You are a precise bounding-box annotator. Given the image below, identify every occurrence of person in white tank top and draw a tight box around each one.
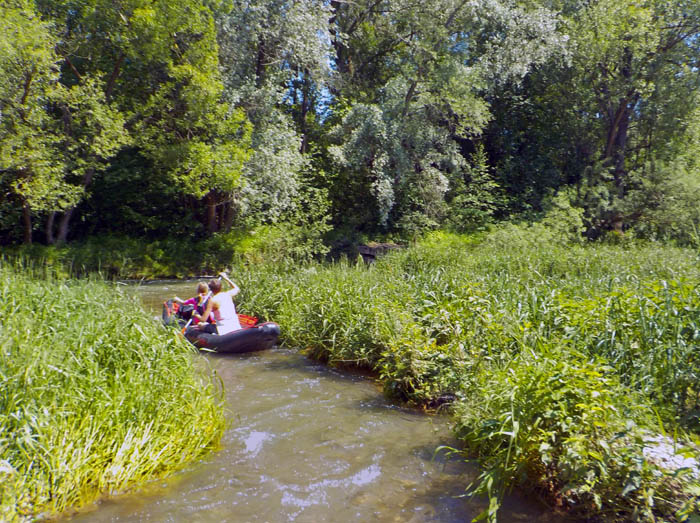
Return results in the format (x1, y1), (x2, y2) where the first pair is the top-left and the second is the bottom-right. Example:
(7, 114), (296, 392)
(196, 272), (242, 335)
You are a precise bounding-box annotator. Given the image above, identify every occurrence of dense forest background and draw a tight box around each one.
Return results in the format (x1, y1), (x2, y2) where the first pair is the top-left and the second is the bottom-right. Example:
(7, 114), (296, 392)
(2, 0), (700, 254)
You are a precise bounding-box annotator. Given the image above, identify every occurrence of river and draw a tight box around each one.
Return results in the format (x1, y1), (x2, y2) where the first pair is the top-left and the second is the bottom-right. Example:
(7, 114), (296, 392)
(69, 281), (568, 522)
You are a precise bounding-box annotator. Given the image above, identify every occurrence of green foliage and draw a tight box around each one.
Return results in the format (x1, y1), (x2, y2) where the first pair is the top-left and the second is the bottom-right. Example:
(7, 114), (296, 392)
(1, 0), (697, 246)
(121, 1), (254, 218)
(0, 0), (698, 248)
(445, 144), (501, 232)
(52, 78), (129, 177)
(624, 110), (700, 246)
(3, 202), (332, 277)
(229, 228), (700, 521)
(216, 0), (331, 229)
(484, 190), (584, 250)
(138, 89), (252, 200)
(454, 347), (681, 522)
(501, 0), (700, 238)
(6, 235), (228, 279)
(78, 148), (192, 239)
(553, 280), (700, 427)
(323, 0), (564, 237)
(0, 1), (74, 213)
(377, 318), (476, 404)
(0, 263), (225, 520)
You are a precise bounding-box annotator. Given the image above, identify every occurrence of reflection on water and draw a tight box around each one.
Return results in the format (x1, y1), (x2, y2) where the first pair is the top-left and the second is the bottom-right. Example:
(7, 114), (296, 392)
(68, 282), (568, 522)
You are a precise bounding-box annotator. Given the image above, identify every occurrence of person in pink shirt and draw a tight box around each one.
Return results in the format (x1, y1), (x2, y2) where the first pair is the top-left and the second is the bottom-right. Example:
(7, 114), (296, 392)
(196, 272), (242, 335)
(174, 282), (212, 324)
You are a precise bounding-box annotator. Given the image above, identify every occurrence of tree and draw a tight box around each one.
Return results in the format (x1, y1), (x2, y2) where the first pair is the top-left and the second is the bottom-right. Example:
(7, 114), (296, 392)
(216, 0), (332, 227)
(482, 0), (700, 238)
(325, 0), (566, 236)
(35, 0), (253, 237)
(50, 79), (129, 243)
(444, 144), (501, 231)
(624, 99), (700, 245)
(0, 1), (77, 244)
(573, 0), (700, 232)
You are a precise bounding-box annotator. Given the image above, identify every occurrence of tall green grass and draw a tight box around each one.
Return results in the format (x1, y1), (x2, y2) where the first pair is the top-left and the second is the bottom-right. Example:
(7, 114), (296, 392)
(0, 262), (226, 520)
(232, 230), (700, 521)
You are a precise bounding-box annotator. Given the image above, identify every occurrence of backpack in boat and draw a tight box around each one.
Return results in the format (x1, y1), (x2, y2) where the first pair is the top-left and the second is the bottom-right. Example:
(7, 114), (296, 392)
(178, 303), (195, 321)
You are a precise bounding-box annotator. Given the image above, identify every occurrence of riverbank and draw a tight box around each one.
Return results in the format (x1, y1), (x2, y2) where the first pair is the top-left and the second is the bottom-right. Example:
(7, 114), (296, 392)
(0, 263), (226, 521)
(6, 227), (700, 521)
(232, 230), (700, 521)
(3, 228), (322, 280)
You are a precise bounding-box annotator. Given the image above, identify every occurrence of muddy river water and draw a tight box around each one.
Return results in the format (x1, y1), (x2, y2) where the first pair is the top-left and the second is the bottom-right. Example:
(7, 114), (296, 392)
(70, 281), (567, 522)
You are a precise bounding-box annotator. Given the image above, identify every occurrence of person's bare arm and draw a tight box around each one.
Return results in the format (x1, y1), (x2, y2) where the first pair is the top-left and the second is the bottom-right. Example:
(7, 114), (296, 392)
(219, 272), (240, 296)
(195, 298), (214, 325)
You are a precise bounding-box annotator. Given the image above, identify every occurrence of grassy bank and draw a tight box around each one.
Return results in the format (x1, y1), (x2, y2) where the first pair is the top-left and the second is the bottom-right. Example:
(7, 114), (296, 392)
(4, 225), (326, 280)
(4, 235), (236, 279)
(0, 263), (226, 520)
(232, 230), (700, 521)
(8, 227), (700, 520)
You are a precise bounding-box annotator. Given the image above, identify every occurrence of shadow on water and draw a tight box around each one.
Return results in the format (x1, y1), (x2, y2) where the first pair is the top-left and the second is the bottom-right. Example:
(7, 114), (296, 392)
(68, 281), (577, 522)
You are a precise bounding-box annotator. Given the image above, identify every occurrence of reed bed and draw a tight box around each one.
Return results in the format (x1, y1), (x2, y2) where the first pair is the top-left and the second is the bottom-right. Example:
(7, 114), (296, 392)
(0, 262), (226, 521)
(234, 231), (700, 521)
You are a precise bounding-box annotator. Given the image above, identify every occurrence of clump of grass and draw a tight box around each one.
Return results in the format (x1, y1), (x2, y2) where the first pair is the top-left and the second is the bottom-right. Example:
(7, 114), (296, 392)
(0, 262), (226, 521)
(231, 229), (700, 521)
(453, 345), (691, 522)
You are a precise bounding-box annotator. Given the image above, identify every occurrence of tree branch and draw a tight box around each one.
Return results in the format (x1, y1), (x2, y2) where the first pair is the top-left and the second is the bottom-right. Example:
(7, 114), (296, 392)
(105, 53), (126, 101)
(63, 55), (83, 83)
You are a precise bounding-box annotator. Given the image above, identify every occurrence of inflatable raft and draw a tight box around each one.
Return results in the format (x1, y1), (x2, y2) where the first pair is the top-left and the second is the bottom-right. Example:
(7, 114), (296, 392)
(162, 299), (280, 354)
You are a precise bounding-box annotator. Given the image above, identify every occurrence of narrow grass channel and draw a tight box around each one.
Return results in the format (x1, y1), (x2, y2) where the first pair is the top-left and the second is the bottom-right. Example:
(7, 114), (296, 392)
(0, 262), (226, 521)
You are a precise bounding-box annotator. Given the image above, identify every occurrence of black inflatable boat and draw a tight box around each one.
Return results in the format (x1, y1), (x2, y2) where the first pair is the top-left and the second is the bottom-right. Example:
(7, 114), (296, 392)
(162, 299), (280, 354)
(183, 321), (280, 353)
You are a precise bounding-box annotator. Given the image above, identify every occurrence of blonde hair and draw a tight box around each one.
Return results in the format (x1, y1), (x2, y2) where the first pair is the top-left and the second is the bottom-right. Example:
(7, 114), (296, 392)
(197, 282), (208, 294)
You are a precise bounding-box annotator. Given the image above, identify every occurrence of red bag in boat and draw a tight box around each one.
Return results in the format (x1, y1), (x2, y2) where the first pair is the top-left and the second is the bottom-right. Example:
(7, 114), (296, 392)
(238, 314), (258, 329)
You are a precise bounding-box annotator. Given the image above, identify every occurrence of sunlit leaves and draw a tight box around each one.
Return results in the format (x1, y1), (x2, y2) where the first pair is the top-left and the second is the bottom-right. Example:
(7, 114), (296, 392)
(0, 1), (72, 213)
(52, 78), (130, 182)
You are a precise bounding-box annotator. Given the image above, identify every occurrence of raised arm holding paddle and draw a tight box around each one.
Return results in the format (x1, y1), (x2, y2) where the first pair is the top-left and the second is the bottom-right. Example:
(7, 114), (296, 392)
(196, 272), (242, 335)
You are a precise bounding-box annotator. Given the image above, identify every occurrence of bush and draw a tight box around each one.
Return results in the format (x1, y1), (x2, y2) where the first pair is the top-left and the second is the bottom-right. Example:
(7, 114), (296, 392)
(453, 346), (679, 521)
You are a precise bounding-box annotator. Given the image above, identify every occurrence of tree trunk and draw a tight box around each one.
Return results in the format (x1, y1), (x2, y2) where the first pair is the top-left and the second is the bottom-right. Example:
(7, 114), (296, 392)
(22, 203), (32, 244)
(300, 70), (310, 154)
(206, 192), (218, 234)
(604, 101), (631, 192)
(222, 200), (235, 232)
(612, 216), (624, 234)
(598, 47), (638, 234)
(105, 53), (125, 101)
(329, 0), (353, 95)
(56, 208), (74, 244)
(603, 48), (637, 194)
(56, 167), (95, 243)
(255, 36), (266, 89)
(403, 80), (418, 117)
(46, 211), (56, 244)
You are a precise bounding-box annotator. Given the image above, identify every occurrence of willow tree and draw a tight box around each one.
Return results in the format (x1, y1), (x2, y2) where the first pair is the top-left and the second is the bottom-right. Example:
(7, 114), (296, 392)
(216, 0), (332, 227)
(326, 0), (566, 235)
